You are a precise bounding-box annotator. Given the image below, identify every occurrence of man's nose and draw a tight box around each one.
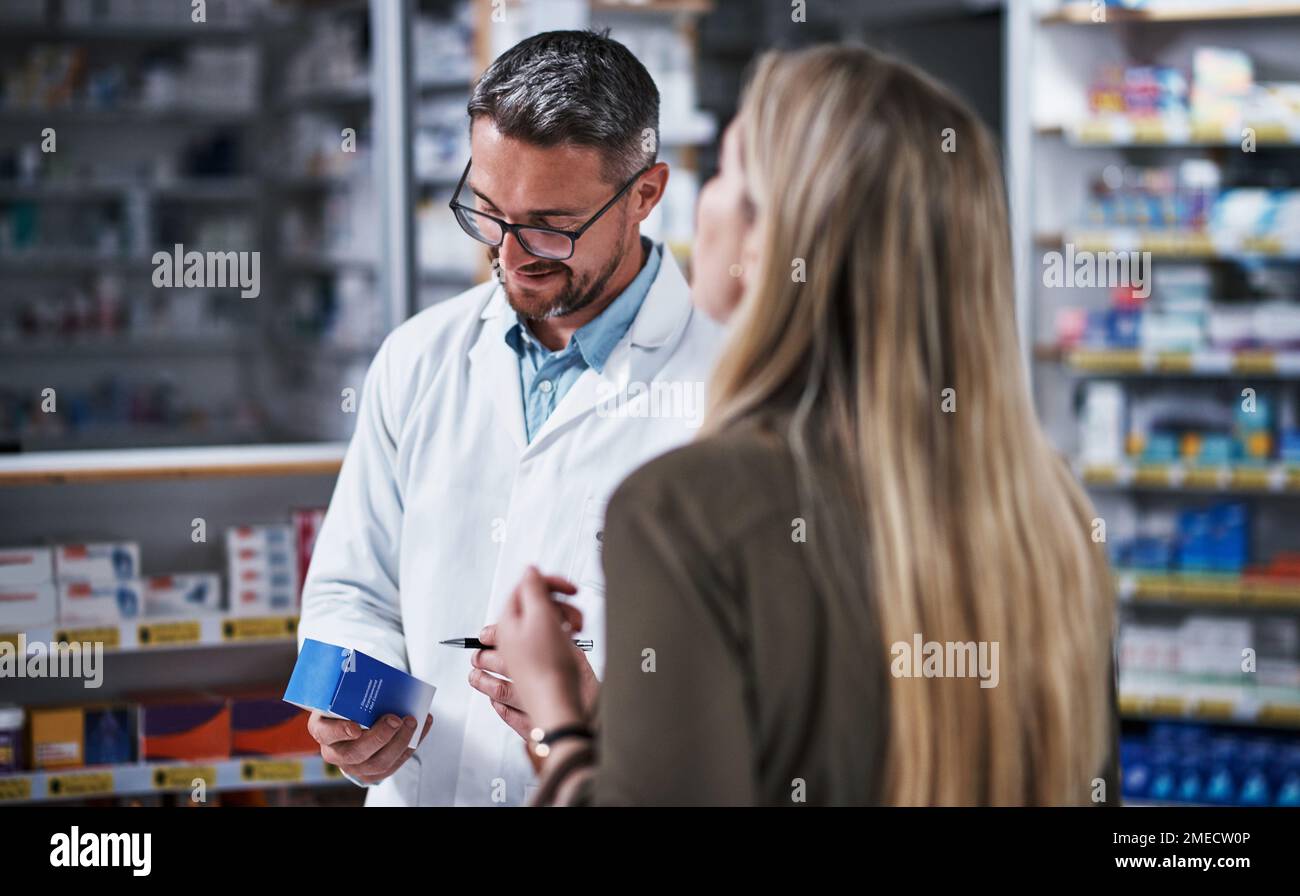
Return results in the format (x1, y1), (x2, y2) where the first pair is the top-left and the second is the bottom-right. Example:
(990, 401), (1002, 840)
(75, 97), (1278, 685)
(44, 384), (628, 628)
(498, 230), (535, 271)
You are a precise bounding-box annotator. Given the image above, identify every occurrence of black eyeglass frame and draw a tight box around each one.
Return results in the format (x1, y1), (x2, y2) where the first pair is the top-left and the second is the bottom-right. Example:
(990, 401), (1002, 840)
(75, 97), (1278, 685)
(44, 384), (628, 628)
(448, 158), (650, 261)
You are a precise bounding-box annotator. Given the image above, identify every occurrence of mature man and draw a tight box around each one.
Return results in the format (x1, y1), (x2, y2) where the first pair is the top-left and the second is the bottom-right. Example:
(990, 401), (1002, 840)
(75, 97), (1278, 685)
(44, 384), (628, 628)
(298, 30), (723, 806)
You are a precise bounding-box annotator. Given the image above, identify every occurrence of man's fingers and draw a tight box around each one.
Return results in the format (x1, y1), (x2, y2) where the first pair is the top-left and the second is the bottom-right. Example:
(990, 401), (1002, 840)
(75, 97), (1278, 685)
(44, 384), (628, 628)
(355, 716), (418, 777)
(417, 714), (433, 747)
(469, 668), (517, 709)
(471, 648), (508, 676)
(478, 623), (498, 646)
(320, 713), (403, 766)
(308, 711), (363, 746)
(491, 700), (532, 741)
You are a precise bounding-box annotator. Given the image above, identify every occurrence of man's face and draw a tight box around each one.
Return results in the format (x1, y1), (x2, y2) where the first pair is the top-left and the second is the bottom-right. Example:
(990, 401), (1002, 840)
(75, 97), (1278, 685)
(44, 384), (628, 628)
(467, 119), (635, 321)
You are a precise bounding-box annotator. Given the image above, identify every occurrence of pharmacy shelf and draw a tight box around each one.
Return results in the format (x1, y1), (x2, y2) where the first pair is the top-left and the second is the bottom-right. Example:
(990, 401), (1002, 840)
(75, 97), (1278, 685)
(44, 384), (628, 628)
(0, 178), (259, 202)
(0, 614), (300, 655)
(0, 442), (345, 487)
(1117, 570), (1300, 610)
(1043, 3), (1300, 24)
(1119, 684), (1300, 729)
(1038, 231), (1300, 261)
(0, 106), (255, 125)
(0, 23), (258, 42)
(1041, 118), (1300, 147)
(1061, 347), (1300, 378)
(1080, 461), (1300, 494)
(0, 753), (345, 804)
(0, 337), (249, 359)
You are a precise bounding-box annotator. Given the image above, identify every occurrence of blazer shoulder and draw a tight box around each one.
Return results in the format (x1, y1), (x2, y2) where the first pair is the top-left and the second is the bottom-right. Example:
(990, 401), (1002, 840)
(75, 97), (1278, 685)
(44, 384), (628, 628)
(608, 423), (799, 550)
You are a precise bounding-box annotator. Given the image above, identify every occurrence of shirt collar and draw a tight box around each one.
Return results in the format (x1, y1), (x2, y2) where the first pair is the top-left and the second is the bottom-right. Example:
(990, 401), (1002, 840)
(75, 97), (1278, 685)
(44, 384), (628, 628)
(504, 238), (662, 374)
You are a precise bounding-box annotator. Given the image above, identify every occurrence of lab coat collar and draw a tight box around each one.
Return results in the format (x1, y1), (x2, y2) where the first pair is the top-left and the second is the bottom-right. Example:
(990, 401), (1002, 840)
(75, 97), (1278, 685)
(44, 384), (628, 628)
(471, 247), (694, 455)
(477, 242), (686, 350)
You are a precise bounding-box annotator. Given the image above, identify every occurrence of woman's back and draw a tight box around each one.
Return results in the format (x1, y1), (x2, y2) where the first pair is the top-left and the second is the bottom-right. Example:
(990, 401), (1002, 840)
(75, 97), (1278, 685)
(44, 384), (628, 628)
(590, 416), (888, 805)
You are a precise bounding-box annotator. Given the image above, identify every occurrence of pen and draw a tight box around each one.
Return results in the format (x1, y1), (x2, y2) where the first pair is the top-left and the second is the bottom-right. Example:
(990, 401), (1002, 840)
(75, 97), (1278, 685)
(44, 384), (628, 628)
(441, 637), (594, 652)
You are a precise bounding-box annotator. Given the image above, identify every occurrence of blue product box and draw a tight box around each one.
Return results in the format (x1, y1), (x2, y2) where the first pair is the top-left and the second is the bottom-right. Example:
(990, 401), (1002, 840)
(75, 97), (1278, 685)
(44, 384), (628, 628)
(284, 639), (436, 749)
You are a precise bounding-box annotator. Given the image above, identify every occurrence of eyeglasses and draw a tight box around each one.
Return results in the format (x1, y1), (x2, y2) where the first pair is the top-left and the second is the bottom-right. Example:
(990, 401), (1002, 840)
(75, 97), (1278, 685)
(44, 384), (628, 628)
(448, 159), (649, 261)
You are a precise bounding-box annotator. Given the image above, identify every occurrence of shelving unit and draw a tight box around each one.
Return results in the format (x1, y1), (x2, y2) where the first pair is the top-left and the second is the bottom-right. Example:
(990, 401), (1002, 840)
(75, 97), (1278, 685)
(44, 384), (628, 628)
(1009, 1), (1300, 806)
(0, 753), (347, 805)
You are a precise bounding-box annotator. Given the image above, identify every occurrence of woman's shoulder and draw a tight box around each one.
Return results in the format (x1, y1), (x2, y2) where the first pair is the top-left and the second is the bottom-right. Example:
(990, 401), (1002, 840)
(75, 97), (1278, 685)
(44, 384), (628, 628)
(607, 418), (804, 551)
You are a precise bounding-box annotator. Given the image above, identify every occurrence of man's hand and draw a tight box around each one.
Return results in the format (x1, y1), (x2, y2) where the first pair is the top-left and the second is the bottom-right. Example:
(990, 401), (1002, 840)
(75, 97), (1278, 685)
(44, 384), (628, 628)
(469, 573), (600, 741)
(308, 711), (433, 784)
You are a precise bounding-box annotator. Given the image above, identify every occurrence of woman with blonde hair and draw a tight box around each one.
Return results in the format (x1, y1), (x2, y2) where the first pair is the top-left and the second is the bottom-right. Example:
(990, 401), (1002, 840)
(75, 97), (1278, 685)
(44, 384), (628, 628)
(490, 44), (1118, 806)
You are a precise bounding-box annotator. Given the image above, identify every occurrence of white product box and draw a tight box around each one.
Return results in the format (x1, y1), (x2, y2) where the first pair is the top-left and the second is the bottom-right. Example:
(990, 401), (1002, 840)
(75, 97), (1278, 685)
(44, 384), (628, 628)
(0, 546), (54, 586)
(57, 579), (143, 625)
(0, 583), (57, 630)
(143, 573), (223, 617)
(226, 525), (298, 615)
(54, 542), (141, 583)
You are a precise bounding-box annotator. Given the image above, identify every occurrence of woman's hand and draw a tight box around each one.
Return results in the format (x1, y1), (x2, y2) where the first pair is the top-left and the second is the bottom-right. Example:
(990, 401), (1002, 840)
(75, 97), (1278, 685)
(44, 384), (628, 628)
(490, 567), (593, 733)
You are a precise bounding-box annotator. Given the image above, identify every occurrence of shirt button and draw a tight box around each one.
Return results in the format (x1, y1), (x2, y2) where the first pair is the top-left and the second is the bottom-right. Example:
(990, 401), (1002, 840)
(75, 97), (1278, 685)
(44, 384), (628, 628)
(538, 379), (554, 394)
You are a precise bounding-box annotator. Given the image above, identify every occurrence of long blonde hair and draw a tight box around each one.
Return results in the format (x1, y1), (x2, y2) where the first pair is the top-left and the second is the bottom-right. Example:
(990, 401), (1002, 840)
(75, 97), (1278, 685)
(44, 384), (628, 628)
(703, 46), (1114, 805)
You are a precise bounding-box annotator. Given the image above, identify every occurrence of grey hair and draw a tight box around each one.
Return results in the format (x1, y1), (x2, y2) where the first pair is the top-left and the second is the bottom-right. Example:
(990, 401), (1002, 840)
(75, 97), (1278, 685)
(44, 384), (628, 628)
(467, 29), (659, 183)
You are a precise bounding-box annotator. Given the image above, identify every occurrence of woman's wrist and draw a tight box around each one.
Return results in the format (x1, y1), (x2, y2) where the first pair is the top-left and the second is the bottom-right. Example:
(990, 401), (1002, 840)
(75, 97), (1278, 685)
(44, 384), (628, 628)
(530, 672), (586, 731)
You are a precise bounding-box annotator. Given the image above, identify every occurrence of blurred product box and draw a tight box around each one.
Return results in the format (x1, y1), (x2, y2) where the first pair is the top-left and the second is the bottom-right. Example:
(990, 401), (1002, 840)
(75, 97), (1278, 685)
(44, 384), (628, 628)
(83, 705), (135, 765)
(54, 542), (140, 583)
(0, 705), (23, 773)
(143, 573), (223, 617)
(226, 525), (298, 616)
(57, 579), (142, 624)
(0, 582), (57, 630)
(136, 693), (231, 762)
(0, 546), (53, 586)
(28, 706), (83, 770)
(222, 688), (317, 756)
(292, 508), (327, 603)
(27, 704), (135, 771)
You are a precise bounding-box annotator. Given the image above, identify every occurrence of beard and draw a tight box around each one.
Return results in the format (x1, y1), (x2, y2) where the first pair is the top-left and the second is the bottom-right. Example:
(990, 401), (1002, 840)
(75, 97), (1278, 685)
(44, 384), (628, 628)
(492, 237), (630, 322)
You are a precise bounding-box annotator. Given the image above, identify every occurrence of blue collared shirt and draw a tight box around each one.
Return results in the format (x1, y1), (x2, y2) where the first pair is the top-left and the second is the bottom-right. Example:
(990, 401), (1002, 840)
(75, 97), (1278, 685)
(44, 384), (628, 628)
(505, 239), (662, 442)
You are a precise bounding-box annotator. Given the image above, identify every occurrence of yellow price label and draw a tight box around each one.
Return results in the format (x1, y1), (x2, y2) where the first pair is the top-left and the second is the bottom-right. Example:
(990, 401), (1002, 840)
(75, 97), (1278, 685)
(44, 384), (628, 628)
(1232, 351), (1276, 375)
(52, 626), (120, 650)
(46, 771), (114, 798)
(239, 759), (303, 783)
(0, 777), (33, 802)
(1155, 352), (1194, 373)
(1134, 465), (1171, 487)
(152, 765), (217, 791)
(1184, 468), (1223, 489)
(1078, 121), (1113, 143)
(1082, 465), (1119, 485)
(221, 615), (297, 642)
(1250, 123), (1289, 144)
(1194, 700), (1236, 720)
(1258, 704), (1300, 727)
(1230, 468), (1271, 491)
(1132, 120), (1167, 143)
(1117, 694), (1146, 716)
(137, 620), (202, 647)
(1150, 696), (1186, 717)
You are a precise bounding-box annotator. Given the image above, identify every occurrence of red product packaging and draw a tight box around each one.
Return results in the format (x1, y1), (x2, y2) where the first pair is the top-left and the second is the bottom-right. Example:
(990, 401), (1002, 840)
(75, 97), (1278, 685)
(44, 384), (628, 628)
(292, 508), (327, 603)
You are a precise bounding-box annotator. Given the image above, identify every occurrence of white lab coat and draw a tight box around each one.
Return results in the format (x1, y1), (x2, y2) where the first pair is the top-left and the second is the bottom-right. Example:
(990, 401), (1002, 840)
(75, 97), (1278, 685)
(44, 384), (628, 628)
(298, 250), (724, 805)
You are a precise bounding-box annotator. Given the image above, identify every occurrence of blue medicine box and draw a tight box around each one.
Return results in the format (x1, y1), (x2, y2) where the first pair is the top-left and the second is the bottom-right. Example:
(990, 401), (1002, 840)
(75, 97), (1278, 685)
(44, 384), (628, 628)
(284, 639), (436, 749)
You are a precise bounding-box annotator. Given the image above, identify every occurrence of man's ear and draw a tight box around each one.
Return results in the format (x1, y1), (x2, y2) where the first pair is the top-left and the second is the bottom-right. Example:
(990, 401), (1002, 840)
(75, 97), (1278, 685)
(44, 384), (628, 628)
(629, 161), (670, 224)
